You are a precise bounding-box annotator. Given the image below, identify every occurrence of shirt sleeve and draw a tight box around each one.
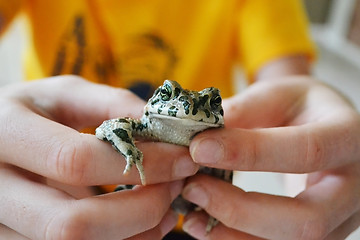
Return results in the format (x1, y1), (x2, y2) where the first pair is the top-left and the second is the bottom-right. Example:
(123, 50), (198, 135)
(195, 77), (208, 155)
(237, 0), (316, 81)
(0, 0), (23, 35)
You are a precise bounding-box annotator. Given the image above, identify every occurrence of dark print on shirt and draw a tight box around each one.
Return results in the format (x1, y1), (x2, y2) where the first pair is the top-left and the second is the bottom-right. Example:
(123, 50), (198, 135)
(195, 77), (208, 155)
(51, 14), (117, 83)
(119, 33), (177, 99)
(51, 15), (177, 99)
(52, 15), (86, 76)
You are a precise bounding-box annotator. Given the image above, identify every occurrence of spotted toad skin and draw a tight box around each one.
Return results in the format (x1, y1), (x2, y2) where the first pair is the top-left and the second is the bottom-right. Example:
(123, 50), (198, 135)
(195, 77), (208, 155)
(95, 80), (232, 232)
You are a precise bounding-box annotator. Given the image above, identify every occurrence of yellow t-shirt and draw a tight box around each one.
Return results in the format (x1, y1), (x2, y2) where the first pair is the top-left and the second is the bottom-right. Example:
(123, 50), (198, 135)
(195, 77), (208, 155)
(1, 0), (315, 98)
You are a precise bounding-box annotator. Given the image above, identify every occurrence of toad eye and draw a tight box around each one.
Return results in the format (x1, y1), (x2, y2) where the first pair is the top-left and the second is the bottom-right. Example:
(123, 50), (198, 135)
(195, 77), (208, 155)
(160, 83), (172, 101)
(210, 95), (222, 110)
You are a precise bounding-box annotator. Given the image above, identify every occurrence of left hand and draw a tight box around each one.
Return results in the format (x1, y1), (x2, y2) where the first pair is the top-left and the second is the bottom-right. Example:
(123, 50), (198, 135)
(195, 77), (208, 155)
(182, 76), (360, 239)
(0, 77), (197, 240)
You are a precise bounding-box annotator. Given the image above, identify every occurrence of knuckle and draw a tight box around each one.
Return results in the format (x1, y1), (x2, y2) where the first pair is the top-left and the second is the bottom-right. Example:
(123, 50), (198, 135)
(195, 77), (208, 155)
(45, 75), (88, 92)
(54, 75), (87, 86)
(212, 196), (243, 229)
(45, 207), (89, 240)
(139, 186), (171, 229)
(50, 138), (92, 185)
(225, 133), (259, 171)
(143, 203), (164, 229)
(107, 88), (144, 118)
(248, 137), (259, 170)
(235, 132), (262, 171)
(295, 209), (329, 240)
(303, 133), (325, 172)
(222, 207), (242, 229)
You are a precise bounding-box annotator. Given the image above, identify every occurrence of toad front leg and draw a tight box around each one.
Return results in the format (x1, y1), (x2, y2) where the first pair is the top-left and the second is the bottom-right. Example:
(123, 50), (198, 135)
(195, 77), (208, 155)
(95, 118), (146, 185)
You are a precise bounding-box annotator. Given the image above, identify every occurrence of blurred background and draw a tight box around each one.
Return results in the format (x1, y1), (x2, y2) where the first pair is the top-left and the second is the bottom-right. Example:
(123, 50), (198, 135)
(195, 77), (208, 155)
(1, 0), (360, 109)
(0, 0), (359, 239)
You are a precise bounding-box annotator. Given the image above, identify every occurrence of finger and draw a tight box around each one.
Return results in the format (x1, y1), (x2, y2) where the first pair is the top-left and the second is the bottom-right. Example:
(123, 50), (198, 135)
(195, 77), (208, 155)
(12, 75), (146, 129)
(0, 165), (183, 240)
(190, 118), (360, 172)
(222, 78), (307, 129)
(1, 103), (197, 185)
(183, 211), (264, 240)
(213, 77), (360, 173)
(126, 210), (179, 240)
(222, 77), (355, 129)
(0, 224), (30, 240)
(182, 171), (360, 240)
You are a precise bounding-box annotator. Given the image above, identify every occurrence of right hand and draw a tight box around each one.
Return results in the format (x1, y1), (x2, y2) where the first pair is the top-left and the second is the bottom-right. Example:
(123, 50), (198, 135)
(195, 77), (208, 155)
(0, 76), (198, 240)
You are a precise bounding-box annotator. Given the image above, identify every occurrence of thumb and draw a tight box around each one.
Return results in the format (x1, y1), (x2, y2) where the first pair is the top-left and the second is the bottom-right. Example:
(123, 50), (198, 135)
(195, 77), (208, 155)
(223, 79), (307, 129)
(24, 76), (146, 130)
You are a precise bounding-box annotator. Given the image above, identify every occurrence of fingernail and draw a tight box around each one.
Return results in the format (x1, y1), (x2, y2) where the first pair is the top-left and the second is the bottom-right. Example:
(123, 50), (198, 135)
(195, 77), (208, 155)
(169, 180), (184, 200)
(160, 210), (179, 236)
(191, 138), (224, 164)
(174, 155), (199, 178)
(182, 183), (208, 208)
(183, 215), (207, 238)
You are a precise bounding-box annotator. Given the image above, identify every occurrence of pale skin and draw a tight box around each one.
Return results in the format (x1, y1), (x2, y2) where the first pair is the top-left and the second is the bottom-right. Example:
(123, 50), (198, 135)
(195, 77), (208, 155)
(1, 56), (359, 239)
(182, 56), (360, 239)
(0, 77), (199, 240)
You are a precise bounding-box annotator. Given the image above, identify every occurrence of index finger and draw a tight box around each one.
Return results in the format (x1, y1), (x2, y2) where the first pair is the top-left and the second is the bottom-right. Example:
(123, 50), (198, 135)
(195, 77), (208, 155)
(5, 76), (145, 129)
(190, 116), (360, 173)
(1, 107), (197, 186)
